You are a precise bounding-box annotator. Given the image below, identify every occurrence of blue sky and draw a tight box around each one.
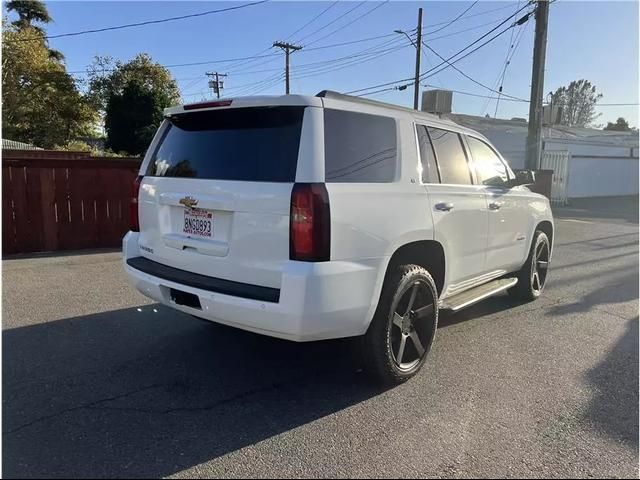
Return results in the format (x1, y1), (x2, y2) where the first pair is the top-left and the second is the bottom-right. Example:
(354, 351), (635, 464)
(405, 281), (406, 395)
(15, 1), (639, 127)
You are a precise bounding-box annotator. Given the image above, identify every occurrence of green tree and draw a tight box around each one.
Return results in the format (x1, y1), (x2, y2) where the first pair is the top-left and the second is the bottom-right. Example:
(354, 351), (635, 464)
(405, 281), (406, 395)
(2, 23), (98, 148)
(6, 0), (63, 61)
(603, 117), (632, 132)
(88, 54), (180, 155)
(550, 80), (602, 127)
(6, 0), (51, 32)
(104, 81), (170, 155)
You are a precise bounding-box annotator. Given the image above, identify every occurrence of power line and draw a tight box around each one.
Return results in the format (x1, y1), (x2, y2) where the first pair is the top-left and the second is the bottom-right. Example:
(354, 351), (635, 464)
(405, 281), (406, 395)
(229, 75), (282, 96)
(222, 46), (280, 75)
(596, 103), (640, 106)
(223, 74), (281, 93)
(494, 18), (528, 116)
(419, 8), (532, 82)
(487, 0), (528, 117)
(423, 85), (638, 106)
(182, 72), (282, 98)
(421, 2), (521, 31)
(216, 47), (275, 74)
(426, 1), (479, 35)
(65, 33), (410, 75)
(221, 1), (341, 74)
(189, 38), (408, 96)
(421, 19), (529, 82)
(359, 83), (639, 107)
(357, 86), (402, 97)
(346, 3), (532, 95)
(223, 3), (338, 74)
(227, 34), (404, 77)
(68, 52), (281, 74)
(230, 36), (406, 76)
(295, 1), (366, 44)
(305, 33), (397, 51)
(235, 73), (285, 96)
(284, 1), (340, 42)
(73, 31), (399, 78)
(479, 16), (526, 115)
(427, 17), (509, 42)
(419, 37), (445, 87)
(293, 43), (410, 81)
(304, 0), (390, 47)
(423, 84), (527, 102)
(422, 42), (528, 101)
(5, 0), (270, 43)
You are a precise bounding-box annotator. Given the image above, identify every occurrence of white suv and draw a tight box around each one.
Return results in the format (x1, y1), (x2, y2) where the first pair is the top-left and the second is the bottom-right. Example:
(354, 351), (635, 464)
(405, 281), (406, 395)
(123, 91), (553, 384)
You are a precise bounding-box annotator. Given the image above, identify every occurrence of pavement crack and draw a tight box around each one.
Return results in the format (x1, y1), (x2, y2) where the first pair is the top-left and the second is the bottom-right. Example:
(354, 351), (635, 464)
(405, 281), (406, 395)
(3, 383), (166, 436)
(6, 371), (330, 434)
(590, 305), (636, 321)
(85, 376), (310, 416)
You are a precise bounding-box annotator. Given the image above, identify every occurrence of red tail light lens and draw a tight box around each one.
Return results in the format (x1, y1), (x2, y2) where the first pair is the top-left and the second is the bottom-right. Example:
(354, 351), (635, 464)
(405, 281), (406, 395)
(290, 183), (330, 262)
(130, 175), (143, 232)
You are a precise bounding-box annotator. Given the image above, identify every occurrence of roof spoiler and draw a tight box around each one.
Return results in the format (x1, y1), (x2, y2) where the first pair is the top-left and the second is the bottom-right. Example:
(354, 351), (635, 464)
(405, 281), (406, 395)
(316, 89), (433, 116)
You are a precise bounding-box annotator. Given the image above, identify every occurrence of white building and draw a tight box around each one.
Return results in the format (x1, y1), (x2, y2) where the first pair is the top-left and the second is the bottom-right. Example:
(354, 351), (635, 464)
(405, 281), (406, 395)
(422, 90), (639, 201)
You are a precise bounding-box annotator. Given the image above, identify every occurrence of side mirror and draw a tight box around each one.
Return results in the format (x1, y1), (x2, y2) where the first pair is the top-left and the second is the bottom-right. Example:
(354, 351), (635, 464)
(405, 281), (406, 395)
(512, 169), (536, 186)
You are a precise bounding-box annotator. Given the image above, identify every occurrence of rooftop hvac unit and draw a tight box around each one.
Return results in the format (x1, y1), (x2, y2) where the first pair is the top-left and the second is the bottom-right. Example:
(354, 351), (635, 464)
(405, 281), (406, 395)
(422, 89), (453, 114)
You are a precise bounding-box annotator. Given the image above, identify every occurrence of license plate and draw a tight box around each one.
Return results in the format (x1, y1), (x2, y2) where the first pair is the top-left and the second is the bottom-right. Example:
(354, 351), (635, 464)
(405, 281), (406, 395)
(183, 208), (213, 238)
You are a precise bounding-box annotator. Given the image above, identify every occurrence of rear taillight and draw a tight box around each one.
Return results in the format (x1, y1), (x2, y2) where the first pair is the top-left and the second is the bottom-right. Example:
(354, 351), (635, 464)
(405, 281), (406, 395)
(130, 175), (143, 232)
(290, 183), (330, 262)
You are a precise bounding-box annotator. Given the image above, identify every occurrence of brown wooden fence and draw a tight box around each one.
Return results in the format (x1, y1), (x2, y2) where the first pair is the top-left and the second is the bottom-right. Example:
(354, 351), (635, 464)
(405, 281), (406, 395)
(3, 150), (141, 255)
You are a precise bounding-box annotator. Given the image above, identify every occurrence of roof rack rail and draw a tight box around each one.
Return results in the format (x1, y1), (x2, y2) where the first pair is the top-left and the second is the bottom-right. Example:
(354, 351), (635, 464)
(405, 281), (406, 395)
(315, 90), (441, 118)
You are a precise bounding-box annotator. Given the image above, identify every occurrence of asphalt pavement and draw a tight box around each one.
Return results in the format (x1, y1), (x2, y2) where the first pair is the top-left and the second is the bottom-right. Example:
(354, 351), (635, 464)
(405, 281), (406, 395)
(3, 197), (638, 478)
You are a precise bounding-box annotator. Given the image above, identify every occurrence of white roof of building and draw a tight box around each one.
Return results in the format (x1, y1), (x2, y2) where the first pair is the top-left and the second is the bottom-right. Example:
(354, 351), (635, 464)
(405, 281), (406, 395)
(2, 139), (43, 150)
(444, 113), (639, 148)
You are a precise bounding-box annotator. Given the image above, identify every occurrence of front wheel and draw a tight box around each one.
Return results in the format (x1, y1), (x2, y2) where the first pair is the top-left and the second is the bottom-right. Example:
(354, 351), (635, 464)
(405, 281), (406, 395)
(509, 230), (551, 301)
(362, 264), (438, 385)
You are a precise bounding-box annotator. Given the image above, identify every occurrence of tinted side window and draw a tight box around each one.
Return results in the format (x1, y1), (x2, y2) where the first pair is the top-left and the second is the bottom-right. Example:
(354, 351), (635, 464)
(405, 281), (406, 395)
(427, 127), (472, 185)
(416, 124), (440, 183)
(324, 109), (397, 183)
(467, 136), (510, 186)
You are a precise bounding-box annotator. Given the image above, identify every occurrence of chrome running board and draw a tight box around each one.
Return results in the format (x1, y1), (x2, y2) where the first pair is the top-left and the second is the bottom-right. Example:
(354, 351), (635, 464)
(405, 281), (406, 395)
(439, 277), (518, 312)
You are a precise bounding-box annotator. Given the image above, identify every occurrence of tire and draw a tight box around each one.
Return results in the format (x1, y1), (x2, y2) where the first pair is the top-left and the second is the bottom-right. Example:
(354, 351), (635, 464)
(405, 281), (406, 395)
(508, 230), (551, 301)
(362, 264), (439, 385)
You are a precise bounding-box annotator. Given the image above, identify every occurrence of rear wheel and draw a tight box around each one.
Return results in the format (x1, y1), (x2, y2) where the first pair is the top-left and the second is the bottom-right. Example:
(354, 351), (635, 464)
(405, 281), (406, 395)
(363, 264), (438, 385)
(508, 230), (550, 301)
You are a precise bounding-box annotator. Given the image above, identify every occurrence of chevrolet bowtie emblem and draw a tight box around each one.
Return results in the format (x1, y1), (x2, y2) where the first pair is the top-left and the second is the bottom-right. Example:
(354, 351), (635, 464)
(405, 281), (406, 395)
(179, 196), (198, 208)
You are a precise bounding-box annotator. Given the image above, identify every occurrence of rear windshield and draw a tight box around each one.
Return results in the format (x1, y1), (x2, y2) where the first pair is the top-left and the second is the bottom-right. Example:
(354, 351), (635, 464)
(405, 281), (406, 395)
(147, 106), (305, 182)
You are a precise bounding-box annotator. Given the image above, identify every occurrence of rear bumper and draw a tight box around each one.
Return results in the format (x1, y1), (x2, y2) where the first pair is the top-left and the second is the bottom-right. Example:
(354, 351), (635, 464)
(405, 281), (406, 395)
(126, 256), (280, 303)
(123, 232), (386, 342)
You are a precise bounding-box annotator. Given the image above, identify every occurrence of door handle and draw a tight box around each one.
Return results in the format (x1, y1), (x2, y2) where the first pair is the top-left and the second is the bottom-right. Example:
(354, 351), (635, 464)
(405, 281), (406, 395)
(488, 202), (503, 210)
(435, 202), (454, 212)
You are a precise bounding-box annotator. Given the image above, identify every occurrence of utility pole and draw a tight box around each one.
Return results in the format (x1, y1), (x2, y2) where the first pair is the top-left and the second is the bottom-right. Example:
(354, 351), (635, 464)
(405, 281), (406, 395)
(206, 72), (227, 98)
(273, 41), (302, 94)
(413, 8), (423, 110)
(525, 0), (549, 170)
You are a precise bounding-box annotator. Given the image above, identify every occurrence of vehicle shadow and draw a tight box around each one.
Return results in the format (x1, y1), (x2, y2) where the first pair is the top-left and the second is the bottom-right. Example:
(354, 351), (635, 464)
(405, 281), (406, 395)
(583, 317), (639, 447)
(546, 270), (638, 317)
(3, 306), (386, 478)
